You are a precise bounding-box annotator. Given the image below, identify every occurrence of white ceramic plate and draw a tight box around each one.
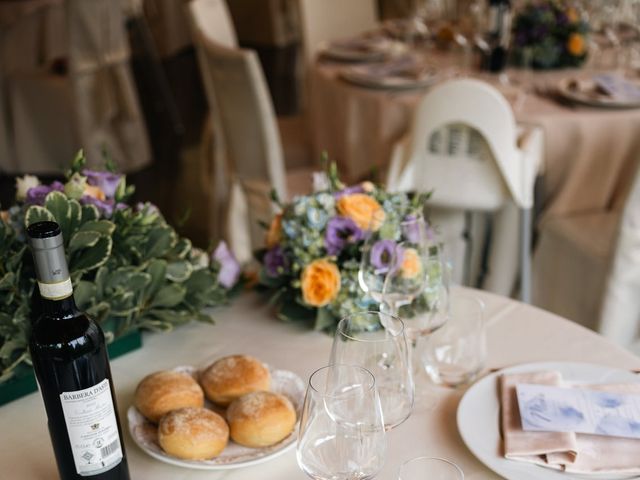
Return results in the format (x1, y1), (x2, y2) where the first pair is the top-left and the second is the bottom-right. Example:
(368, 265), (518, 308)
(556, 78), (640, 109)
(128, 366), (306, 470)
(319, 38), (390, 63)
(341, 65), (438, 90)
(457, 361), (640, 480)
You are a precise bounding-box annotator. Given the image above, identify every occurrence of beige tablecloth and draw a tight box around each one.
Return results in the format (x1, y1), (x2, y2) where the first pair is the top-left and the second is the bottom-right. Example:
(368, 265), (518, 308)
(1, 287), (638, 479)
(310, 53), (640, 222)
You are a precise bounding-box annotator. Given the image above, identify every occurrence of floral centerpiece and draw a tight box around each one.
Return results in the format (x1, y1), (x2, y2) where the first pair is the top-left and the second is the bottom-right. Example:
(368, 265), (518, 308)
(0, 152), (240, 385)
(256, 163), (431, 332)
(512, 0), (589, 69)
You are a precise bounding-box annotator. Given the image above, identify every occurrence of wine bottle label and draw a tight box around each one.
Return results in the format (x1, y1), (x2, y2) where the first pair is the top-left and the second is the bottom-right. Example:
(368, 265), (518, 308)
(37, 278), (73, 300)
(59, 379), (123, 476)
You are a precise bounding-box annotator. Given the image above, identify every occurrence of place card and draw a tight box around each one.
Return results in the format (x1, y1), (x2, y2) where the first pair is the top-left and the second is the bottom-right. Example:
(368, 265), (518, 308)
(516, 383), (640, 439)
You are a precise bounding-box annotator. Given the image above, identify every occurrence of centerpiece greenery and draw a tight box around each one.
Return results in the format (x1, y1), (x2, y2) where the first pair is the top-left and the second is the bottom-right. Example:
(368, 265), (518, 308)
(255, 163), (431, 332)
(0, 152), (240, 386)
(512, 0), (590, 69)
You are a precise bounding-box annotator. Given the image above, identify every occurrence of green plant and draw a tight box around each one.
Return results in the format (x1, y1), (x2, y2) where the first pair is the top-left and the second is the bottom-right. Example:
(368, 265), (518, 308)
(0, 153), (237, 384)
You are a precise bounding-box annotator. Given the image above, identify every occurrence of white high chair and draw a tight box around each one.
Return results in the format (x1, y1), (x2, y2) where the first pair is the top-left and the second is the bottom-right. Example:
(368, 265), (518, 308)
(387, 78), (543, 301)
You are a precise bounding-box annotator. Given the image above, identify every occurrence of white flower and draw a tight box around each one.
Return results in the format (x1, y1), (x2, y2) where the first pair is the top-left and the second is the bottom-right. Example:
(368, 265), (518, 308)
(312, 172), (330, 192)
(15, 175), (40, 201)
(190, 248), (210, 270)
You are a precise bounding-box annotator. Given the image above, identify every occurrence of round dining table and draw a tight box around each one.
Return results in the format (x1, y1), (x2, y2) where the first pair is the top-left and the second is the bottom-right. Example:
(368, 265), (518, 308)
(310, 50), (640, 224)
(1, 286), (639, 479)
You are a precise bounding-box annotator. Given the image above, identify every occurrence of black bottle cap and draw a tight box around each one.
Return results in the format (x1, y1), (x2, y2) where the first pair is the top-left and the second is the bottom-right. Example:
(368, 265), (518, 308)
(27, 221), (61, 239)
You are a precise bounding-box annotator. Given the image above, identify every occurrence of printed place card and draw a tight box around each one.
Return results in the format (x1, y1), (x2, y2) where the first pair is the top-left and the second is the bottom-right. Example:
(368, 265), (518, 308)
(516, 383), (640, 439)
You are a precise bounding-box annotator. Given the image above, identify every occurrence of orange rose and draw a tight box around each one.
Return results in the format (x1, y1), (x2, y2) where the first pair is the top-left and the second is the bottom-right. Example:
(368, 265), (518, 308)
(400, 248), (422, 279)
(567, 33), (585, 57)
(0, 211), (8, 223)
(301, 259), (341, 307)
(566, 7), (579, 23)
(266, 213), (282, 248)
(83, 185), (106, 201)
(336, 194), (385, 231)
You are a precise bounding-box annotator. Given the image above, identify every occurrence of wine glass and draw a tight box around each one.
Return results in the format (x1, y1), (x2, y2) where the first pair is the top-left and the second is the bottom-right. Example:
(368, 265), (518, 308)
(296, 364), (386, 480)
(359, 214), (429, 316)
(394, 242), (451, 408)
(330, 311), (414, 430)
(398, 457), (464, 480)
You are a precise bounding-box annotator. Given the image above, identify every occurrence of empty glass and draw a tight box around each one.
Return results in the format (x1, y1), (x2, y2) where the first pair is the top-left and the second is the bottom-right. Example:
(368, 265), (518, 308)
(331, 311), (414, 430)
(359, 214), (430, 316)
(297, 365), (386, 480)
(398, 457), (464, 480)
(423, 293), (486, 387)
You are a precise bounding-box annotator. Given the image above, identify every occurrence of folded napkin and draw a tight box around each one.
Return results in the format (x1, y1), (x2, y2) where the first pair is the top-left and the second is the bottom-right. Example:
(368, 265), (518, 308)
(500, 371), (640, 475)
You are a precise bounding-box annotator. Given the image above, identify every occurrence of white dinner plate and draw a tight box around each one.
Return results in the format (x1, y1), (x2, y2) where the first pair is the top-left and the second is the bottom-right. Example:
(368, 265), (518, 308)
(341, 65), (438, 90)
(128, 366), (306, 470)
(457, 361), (640, 480)
(556, 78), (640, 109)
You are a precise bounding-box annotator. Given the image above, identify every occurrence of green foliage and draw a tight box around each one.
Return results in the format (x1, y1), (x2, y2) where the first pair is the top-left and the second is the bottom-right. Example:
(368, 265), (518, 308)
(0, 174), (230, 384)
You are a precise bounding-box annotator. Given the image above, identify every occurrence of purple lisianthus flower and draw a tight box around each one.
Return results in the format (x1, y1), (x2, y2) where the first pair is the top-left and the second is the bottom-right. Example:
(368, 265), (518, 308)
(402, 214), (424, 244)
(325, 216), (363, 255)
(334, 184), (365, 198)
(370, 239), (402, 274)
(264, 245), (288, 278)
(80, 195), (115, 217)
(83, 169), (122, 199)
(25, 181), (64, 205)
(212, 241), (241, 288)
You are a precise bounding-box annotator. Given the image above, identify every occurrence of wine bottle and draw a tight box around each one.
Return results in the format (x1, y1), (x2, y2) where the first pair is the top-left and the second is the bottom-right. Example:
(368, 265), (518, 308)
(485, 0), (512, 72)
(27, 221), (130, 480)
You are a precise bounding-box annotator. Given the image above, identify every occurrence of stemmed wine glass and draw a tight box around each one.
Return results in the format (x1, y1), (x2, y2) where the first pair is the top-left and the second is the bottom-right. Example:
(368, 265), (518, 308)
(296, 364), (386, 480)
(359, 214), (430, 317)
(389, 241), (451, 408)
(330, 311), (414, 430)
(398, 457), (464, 480)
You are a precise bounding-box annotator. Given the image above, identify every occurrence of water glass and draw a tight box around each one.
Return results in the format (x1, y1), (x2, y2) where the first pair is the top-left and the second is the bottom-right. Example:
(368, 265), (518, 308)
(297, 365), (386, 480)
(423, 294), (486, 387)
(398, 457), (464, 480)
(331, 311), (414, 430)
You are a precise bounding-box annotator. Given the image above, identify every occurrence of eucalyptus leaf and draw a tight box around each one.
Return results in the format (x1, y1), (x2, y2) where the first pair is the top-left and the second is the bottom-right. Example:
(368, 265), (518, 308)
(74, 281), (97, 310)
(81, 204), (100, 223)
(144, 260), (167, 300)
(24, 206), (55, 227)
(69, 236), (112, 273)
(44, 191), (70, 228)
(151, 284), (186, 308)
(78, 220), (116, 236)
(166, 260), (193, 282)
(69, 231), (101, 253)
(0, 272), (14, 290)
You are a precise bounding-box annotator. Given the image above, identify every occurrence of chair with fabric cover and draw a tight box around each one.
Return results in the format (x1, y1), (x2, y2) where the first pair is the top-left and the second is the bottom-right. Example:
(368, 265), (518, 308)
(67, 0), (151, 172)
(533, 162), (640, 352)
(387, 78), (543, 301)
(187, 0), (313, 263)
(2, 0), (150, 174)
(297, 0), (378, 63)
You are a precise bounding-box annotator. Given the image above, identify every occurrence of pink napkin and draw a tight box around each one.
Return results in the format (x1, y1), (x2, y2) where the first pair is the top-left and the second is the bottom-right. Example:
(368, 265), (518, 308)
(500, 371), (640, 475)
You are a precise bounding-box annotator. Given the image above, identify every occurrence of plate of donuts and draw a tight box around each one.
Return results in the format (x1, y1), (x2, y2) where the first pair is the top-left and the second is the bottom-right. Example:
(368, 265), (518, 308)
(127, 354), (306, 469)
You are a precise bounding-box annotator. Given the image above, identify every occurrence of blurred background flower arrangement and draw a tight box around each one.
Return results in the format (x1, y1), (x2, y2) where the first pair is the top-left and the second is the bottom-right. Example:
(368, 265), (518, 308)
(512, 0), (590, 69)
(0, 152), (240, 385)
(256, 162), (431, 332)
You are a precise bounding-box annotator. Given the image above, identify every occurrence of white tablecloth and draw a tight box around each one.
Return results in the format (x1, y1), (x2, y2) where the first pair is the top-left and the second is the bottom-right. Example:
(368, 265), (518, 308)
(1, 287), (639, 479)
